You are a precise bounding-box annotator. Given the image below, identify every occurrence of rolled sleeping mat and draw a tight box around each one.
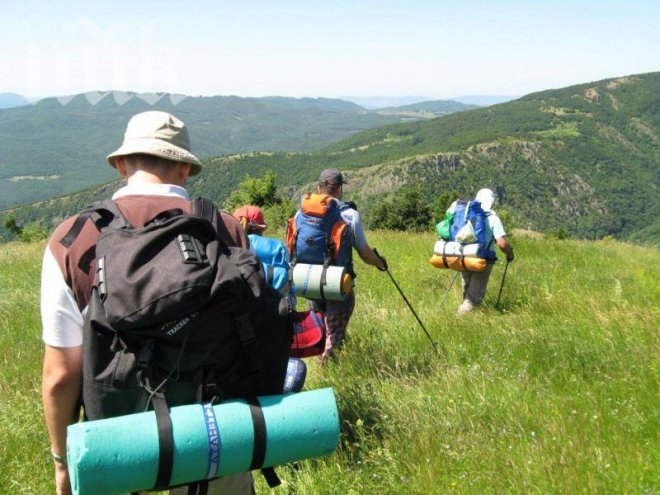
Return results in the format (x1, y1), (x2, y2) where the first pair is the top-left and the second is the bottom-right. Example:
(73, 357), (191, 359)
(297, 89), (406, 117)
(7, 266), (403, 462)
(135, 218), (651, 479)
(292, 263), (352, 301)
(433, 240), (481, 258)
(67, 388), (339, 495)
(283, 357), (307, 393)
(429, 254), (487, 272)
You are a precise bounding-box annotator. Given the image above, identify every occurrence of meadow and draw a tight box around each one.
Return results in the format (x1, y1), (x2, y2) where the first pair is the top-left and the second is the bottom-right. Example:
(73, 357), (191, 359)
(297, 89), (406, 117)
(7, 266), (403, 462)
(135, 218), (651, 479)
(0, 230), (657, 494)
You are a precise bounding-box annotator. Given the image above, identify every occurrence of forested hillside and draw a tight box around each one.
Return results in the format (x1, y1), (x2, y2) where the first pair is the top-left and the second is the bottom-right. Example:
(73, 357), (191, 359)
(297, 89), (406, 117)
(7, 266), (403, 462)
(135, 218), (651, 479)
(3, 72), (659, 243)
(0, 93), (471, 209)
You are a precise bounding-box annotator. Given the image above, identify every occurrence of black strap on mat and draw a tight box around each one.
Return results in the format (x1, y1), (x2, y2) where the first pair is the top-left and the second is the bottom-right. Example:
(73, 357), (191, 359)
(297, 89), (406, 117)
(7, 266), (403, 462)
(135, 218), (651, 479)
(186, 481), (209, 495)
(153, 395), (175, 491)
(247, 396), (267, 470)
(246, 396), (281, 488)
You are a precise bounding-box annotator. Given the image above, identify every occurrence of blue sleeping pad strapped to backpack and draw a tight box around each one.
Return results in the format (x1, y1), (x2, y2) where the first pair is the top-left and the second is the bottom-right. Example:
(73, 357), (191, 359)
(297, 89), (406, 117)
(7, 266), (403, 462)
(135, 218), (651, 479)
(248, 234), (290, 293)
(449, 200), (497, 260)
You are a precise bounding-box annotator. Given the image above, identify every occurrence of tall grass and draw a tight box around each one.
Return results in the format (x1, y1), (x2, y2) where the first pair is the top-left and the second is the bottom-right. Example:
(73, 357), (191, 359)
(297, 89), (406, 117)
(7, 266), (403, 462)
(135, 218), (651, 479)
(1, 233), (657, 494)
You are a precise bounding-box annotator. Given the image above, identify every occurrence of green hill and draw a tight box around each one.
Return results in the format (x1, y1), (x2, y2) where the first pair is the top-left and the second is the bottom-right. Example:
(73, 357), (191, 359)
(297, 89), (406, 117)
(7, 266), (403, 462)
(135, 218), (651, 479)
(0, 92), (440, 209)
(1, 232), (657, 493)
(3, 72), (659, 244)
(377, 99), (479, 114)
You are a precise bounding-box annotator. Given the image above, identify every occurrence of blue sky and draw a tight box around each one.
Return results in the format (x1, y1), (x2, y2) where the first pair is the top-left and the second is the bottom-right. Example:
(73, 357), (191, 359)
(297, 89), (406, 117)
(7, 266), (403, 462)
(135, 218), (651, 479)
(1, 0), (658, 99)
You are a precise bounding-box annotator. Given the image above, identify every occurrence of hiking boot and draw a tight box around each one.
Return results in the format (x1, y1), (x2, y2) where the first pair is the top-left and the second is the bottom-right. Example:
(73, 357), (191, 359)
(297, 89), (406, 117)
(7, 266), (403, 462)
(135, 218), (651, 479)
(457, 299), (475, 316)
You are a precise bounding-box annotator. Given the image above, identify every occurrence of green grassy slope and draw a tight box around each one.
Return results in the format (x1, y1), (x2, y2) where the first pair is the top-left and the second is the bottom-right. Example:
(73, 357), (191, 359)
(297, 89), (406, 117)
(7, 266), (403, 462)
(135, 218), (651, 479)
(1, 232), (658, 494)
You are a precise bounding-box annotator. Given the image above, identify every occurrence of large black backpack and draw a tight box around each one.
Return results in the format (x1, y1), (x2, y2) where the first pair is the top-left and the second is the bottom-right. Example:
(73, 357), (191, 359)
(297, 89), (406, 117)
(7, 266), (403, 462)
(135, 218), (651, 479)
(60, 197), (292, 491)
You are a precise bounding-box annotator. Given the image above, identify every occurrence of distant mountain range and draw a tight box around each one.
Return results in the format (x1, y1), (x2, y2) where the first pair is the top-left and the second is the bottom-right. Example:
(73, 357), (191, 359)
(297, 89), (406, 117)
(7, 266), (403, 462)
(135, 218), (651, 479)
(376, 100), (479, 114)
(0, 93), (473, 209)
(3, 73), (659, 244)
(343, 95), (518, 109)
(0, 93), (30, 109)
(451, 95), (519, 106)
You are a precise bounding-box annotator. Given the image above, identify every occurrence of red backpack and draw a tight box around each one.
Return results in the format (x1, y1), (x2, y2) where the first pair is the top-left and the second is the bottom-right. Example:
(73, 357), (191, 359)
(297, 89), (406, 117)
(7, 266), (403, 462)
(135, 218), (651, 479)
(290, 308), (326, 358)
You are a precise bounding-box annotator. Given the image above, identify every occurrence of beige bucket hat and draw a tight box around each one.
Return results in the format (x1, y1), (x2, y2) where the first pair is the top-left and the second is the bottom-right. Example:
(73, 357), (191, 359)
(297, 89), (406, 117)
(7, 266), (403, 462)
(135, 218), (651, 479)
(107, 111), (203, 175)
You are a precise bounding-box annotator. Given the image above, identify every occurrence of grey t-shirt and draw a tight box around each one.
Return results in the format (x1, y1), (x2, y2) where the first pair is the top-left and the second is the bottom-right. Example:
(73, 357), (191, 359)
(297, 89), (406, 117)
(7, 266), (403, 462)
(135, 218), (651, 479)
(340, 206), (368, 251)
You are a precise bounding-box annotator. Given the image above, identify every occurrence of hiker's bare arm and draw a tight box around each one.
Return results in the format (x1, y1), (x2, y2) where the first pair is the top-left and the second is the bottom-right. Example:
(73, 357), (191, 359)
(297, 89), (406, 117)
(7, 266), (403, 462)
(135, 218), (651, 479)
(496, 236), (514, 261)
(43, 345), (82, 494)
(357, 245), (386, 270)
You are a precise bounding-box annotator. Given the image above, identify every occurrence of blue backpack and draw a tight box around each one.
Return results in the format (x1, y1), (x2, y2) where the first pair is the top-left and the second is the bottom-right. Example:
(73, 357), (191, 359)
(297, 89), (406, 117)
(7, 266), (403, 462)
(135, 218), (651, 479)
(248, 234), (290, 293)
(449, 200), (497, 260)
(286, 193), (354, 276)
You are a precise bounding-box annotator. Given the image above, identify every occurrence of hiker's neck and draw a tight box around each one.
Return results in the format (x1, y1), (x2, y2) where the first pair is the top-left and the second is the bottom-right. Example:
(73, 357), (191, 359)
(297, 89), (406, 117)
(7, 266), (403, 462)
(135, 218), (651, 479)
(126, 169), (187, 187)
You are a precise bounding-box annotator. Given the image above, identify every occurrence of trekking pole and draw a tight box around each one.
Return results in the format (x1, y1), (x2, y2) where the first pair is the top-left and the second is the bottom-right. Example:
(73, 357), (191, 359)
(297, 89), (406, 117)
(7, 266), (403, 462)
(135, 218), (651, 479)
(373, 249), (439, 353)
(495, 259), (510, 309)
(438, 271), (459, 309)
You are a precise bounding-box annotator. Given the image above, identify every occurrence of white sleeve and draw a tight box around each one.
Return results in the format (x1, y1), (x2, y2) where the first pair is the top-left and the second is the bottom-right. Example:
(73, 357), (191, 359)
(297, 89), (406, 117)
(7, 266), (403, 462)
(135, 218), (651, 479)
(488, 214), (506, 239)
(41, 247), (84, 347)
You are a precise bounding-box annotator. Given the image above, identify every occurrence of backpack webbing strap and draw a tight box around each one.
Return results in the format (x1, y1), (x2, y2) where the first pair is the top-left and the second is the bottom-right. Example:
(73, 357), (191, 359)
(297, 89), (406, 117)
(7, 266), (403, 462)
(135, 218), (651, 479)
(59, 200), (129, 248)
(153, 395), (175, 491)
(261, 467), (281, 488)
(59, 212), (95, 248)
(246, 396), (282, 488)
(441, 243), (449, 268)
(319, 265), (328, 300)
(186, 481), (209, 495)
(193, 197), (215, 222)
(193, 197), (233, 254)
(458, 244), (468, 272)
(246, 396), (267, 470)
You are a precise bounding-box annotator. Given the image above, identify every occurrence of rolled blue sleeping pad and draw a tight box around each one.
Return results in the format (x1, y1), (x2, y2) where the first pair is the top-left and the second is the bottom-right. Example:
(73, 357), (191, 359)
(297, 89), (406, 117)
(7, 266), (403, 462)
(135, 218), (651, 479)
(283, 357), (307, 393)
(67, 387), (339, 495)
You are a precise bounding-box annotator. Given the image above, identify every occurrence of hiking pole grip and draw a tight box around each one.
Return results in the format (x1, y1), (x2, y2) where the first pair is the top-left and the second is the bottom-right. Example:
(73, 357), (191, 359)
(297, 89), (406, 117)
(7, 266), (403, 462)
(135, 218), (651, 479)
(373, 248), (388, 271)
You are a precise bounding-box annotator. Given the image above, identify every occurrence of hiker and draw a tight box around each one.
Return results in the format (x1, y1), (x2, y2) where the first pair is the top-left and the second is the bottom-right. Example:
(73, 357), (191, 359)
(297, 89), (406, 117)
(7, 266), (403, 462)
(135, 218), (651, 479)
(40, 111), (254, 495)
(233, 204), (267, 236)
(233, 204), (290, 294)
(233, 205), (309, 393)
(457, 188), (514, 315)
(288, 168), (387, 363)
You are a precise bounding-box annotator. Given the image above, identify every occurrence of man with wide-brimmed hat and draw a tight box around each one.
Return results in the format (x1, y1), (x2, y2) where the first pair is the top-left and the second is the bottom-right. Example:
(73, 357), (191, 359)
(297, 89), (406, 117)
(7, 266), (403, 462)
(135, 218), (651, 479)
(41, 111), (252, 494)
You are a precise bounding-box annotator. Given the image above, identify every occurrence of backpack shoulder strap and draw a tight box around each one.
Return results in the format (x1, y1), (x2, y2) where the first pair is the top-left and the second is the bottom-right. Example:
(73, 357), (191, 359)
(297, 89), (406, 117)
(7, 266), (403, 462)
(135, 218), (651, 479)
(59, 199), (128, 248)
(192, 197), (215, 223)
(340, 200), (358, 211)
(192, 197), (233, 252)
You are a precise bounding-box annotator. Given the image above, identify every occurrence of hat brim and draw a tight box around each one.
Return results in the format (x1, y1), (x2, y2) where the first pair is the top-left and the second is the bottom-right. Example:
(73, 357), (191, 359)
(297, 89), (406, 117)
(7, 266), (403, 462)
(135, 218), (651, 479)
(107, 138), (203, 176)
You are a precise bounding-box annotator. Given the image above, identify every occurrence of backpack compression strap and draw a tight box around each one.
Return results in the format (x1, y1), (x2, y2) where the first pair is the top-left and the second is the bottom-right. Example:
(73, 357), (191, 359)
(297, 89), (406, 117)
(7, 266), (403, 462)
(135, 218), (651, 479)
(246, 396), (281, 488)
(152, 394), (175, 491)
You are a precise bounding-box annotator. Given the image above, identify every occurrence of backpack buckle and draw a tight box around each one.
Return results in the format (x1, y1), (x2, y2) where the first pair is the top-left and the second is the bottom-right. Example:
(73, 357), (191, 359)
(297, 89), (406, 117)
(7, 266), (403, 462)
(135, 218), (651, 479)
(176, 234), (207, 264)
